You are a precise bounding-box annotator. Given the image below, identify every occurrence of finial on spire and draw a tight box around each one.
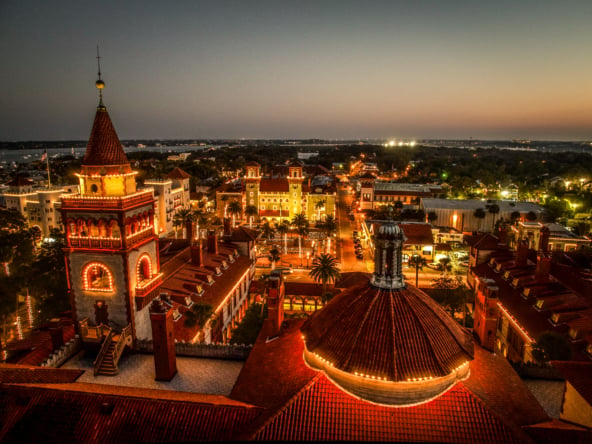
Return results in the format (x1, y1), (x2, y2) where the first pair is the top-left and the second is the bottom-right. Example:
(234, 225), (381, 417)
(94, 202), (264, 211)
(95, 45), (106, 109)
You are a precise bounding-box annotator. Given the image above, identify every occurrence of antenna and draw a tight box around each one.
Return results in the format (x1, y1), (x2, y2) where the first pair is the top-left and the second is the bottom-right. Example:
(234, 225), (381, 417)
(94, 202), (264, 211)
(95, 45), (105, 107)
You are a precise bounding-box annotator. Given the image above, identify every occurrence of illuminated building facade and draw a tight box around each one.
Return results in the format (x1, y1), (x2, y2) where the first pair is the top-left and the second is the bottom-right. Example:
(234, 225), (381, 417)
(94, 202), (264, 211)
(359, 173), (443, 211)
(216, 161), (336, 224)
(0, 176), (78, 237)
(60, 77), (163, 353)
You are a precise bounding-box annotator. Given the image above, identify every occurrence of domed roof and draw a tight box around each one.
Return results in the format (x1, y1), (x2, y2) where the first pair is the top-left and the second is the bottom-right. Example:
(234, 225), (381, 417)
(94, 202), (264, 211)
(377, 222), (402, 240)
(301, 280), (474, 405)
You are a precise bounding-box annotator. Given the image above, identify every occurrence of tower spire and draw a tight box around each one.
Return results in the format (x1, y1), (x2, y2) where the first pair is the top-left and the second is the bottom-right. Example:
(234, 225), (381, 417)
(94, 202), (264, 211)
(95, 46), (106, 110)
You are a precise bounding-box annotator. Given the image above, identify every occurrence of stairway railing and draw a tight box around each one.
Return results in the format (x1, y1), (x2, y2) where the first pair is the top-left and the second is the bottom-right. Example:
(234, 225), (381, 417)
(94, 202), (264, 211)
(93, 330), (115, 376)
(112, 324), (133, 369)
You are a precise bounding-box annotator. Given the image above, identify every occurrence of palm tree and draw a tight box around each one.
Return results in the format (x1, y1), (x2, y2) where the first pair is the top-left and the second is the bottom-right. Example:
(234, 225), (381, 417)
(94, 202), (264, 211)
(183, 302), (213, 328)
(268, 246), (281, 270)
(261, 220), (275, 243)
(408, 254), (427, 287)
(427, 211), (438, 225)
(220, 194), (229, 218)
(172, 214), (183, 238)
(474, 208), (486, 232)
(291, 213), (309, 266)
(321, 215), (337, 253)
(175, 208), (194, 239)
(245, 205), (258, 229)
(437, 256), (452, 277)
(276, 220), (290, 254)
(487, 204), (500, 232)
(394, 201), (404, 221)
(526, 211), (538, 222)
(510, 210), (521, 226)
(314, 199), (326, 222)
(192, 208), (211, 240)
(227, 200), (242, 228)
(309, 253), (341, 304)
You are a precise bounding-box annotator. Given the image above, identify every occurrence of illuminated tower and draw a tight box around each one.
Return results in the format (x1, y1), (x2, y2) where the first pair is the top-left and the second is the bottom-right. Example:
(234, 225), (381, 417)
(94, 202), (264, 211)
(61, 60), (162, 352)
(287, 161), (304, 218)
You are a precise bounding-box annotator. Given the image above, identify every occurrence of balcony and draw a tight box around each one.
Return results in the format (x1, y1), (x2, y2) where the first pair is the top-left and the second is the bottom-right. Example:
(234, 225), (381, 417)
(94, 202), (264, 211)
(69, 236), (123, 249)
(61, 190), (154, 210)
(126, 227), (155, 246)
(135, 274), (163, 309)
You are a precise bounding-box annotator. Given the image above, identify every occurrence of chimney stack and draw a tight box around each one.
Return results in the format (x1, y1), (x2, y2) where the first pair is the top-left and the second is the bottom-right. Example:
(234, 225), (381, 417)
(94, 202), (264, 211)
(535, 252), (552, 282)
(185, 219), (193, 241)
(266, 270), (285, 336)
(223, 217), (232, 236)
(149, 298), (177, 381)
(190, 241), (203, 266)
(49, 321), (64, 351)
(207, 230), (218, 255)
(540, 226), (550, 252)
(515, 238), (529, 267)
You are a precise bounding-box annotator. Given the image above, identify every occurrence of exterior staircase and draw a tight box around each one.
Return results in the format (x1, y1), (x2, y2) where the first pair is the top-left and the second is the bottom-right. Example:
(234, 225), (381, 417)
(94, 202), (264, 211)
(93, 325), (133, 376)
(96, 335), (119, 376)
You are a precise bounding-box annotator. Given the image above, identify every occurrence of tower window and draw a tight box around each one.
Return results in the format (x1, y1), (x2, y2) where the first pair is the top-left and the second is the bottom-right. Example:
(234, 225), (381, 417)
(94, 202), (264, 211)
(83, 263), (114, 292)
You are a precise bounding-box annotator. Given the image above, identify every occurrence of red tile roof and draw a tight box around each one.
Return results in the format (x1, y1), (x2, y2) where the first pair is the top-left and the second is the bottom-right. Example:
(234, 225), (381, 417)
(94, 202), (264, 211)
(0, 383), (262, 443)
(550, 361), (592, 406)
(226, 226), (259, 242)
(167, 167), (191, 180)
(82, 107), (130, 169)
(0, 364), (83, 384)
(249, 375), (530, 443)
(301, 282), (474, 381)
(259, 178), (289, 192)
(6, 324), (76, 367)
(400, 222), (434, 245)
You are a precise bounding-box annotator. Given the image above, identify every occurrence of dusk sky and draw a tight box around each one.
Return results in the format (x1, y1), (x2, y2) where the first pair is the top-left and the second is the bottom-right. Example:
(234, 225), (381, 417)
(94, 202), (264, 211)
(1, 0), (591, 141)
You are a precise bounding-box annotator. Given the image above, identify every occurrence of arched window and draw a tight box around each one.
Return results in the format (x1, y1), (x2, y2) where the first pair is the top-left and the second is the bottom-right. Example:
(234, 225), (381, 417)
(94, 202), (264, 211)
(136, 254), (152, 283)
(83, 263), (114, 292)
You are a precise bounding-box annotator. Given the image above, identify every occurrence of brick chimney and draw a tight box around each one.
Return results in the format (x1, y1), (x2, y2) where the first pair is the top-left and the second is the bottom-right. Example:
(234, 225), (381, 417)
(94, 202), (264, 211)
(149, 298), (177, 381)
(540, 226), (550, 252)
(185, 219), (193, 241)
(535, 252), (552, 282)
(266, 270), (285, 337)
(190, 240), (203, 266)
(207, 230), (218, 255)
(515, 238), (529, 267)
(223, 217), (232, 236)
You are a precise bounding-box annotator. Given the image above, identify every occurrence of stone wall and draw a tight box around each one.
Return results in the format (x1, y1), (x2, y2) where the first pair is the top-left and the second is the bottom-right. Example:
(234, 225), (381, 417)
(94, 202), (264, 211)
(135, 339), (252, 361)
(41, 335), (82, 368)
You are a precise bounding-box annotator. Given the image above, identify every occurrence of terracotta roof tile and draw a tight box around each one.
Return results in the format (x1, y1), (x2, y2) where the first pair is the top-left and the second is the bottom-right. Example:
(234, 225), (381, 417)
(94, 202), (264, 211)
(167, 167), (191, 180)
(82, 107), (129, 168)
(301, 282), (474, 381)
(0, 384), (262, 443)
(250, 375), (531, 442)
(0, 364), (83, 384)
(259, 179), (289, 192)
(550, 361), (592, 406)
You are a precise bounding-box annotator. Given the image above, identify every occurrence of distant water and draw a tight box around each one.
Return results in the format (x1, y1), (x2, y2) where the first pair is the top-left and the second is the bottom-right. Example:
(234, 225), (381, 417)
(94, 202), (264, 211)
(0, 145), (207, 166)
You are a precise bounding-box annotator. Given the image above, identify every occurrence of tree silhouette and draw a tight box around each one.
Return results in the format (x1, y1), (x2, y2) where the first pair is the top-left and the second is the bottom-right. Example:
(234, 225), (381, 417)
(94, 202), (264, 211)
(291, 213), (309, 265)
(408, 254), (427, 287)
(532, 331), (572, 362)
(474, 208), (486, 232)
(308, 253), (341, 303)
(268, 246), (281, 270)
(245, 205), (258, 229)
(276, 220), (290, 254)
(487, 204), (500, 232)
(227, 200), (242, 227)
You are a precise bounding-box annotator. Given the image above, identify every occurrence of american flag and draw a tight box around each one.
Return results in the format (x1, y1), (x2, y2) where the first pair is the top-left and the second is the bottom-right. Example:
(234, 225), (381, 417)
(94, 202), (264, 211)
(40, 149), (47, 162)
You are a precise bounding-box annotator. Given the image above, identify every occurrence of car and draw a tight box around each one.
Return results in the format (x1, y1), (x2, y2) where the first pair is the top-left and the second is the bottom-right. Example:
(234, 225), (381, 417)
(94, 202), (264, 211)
(459, 261), (469, 267)
(426, 262), (440, 270)
(275, 267), (293, 274)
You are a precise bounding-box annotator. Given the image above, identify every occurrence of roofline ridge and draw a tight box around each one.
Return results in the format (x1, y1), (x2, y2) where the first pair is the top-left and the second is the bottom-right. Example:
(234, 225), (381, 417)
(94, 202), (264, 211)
(409, 286), (474, 360)
(458, 381), (538, 442)
(249, 373), (323, 439)
(387, 290), (398, 381)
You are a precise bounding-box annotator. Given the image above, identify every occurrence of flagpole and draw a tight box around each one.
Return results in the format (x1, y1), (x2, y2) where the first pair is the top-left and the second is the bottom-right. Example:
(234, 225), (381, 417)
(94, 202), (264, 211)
(45, 151), (51, 187)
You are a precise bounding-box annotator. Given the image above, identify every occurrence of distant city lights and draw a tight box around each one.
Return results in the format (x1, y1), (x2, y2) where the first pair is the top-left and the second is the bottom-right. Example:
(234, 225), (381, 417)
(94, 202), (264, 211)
(384, 139), (416, 148)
